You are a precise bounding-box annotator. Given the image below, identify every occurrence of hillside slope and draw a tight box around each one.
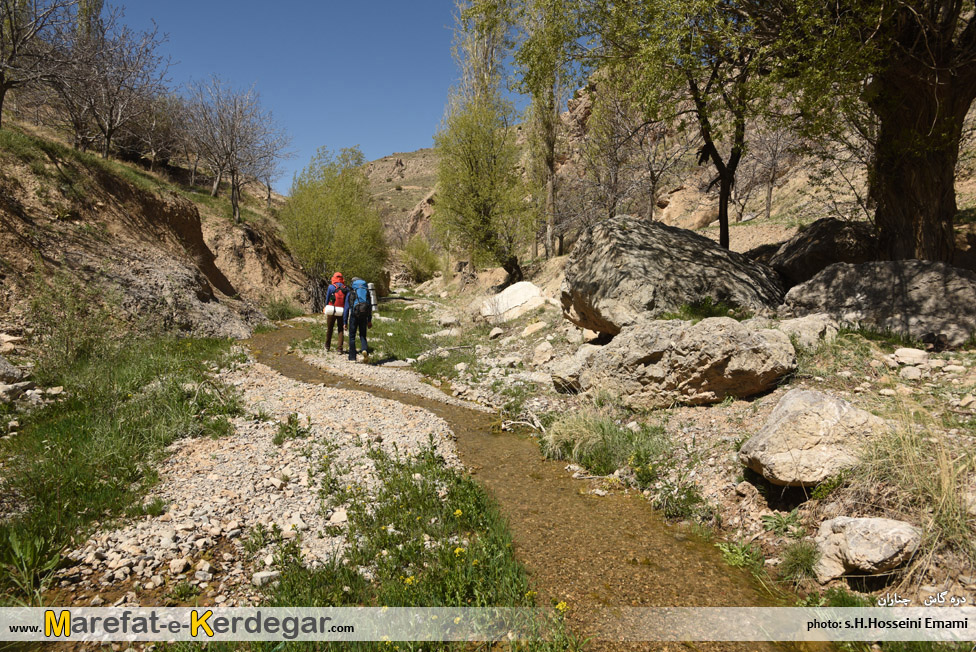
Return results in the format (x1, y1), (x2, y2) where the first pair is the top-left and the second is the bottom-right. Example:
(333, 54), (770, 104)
(0, 124), (308, 337)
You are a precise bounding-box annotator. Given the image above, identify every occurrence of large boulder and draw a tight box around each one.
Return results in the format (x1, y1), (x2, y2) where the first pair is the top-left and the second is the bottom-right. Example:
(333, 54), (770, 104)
(480, 282), (546, 323)
(578, 317), (796, 409)
(0, 355), (25, 384)
(738, 389), (889, 487)
(560, 216), (785, 335)
(741, 314), (840, 351)
(768, 218), (877, 287)
(550, 343), (602, 394)
(782, 260), (976, 347)
(813, 517), (921, 583)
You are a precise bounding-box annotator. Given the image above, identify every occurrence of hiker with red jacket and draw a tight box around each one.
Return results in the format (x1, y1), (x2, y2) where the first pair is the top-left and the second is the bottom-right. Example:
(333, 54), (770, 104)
(345, 277), (373, 362)
(322, 272), (347, 353)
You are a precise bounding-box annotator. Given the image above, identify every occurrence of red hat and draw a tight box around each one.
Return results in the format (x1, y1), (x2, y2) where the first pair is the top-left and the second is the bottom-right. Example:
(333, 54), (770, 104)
(331, 272), (344, 284)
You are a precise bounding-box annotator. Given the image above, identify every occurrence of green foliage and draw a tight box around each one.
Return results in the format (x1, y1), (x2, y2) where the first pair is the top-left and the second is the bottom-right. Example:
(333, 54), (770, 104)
(273, 413), (311, 446)
(541, 410), (672, 478)
(263, 295), (303, 321)
(811, 474), (846, 500)
(761, 509), (804, 538)
(659, 297), (752, 322)
(170, 581), (200, 602)
(280, 146), (388, 283)
(402, 235), (441, 283)
(779, 540), (819, 583)
(0, 280), (241, 603)
(715, 540), (764, 573)
(652, 476), (707, 519)
(434, 89), (532, 276)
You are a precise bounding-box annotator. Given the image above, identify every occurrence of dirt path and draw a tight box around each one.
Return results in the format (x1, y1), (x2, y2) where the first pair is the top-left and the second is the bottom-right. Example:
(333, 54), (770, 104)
(250, 327), (796, 652)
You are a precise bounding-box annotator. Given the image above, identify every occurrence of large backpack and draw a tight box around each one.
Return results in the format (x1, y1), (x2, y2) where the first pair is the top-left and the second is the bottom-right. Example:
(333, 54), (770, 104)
(350, 279), (370, 319)
(329, 282), (346, 308)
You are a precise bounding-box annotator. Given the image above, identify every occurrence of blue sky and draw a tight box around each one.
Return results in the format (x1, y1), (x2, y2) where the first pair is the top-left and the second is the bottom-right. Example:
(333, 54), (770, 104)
(122, 1), (461, 194)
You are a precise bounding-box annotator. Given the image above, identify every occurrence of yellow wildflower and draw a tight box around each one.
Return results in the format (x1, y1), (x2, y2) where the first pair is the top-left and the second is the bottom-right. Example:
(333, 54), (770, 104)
(454, 546), (465, 557)
(454, 509), (463, 517)
(555, 601), (568, 613)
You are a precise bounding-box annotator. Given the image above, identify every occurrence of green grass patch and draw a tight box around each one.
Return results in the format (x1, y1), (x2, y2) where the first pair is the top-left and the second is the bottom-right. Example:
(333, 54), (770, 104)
(761, 509), (805, 538)
(541, 409), (671, 481)
(263, 295), (304, 321)
(273, 413), (311, 446)
(778, 540), (819, 583)
(658, 297), (752, 322)
(715, 540), (764, 574)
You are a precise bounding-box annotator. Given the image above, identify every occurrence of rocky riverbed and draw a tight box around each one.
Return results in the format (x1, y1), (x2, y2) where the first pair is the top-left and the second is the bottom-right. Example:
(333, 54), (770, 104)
(53, 357), (459, 607)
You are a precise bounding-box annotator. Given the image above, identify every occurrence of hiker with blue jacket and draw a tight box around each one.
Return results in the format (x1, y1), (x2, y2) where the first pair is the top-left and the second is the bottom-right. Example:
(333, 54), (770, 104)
(344, 278), (373, 362)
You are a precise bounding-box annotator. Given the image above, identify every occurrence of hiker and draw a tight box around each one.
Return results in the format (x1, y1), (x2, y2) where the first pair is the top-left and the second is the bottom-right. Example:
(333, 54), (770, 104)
(345, 277), (373, 362)
(323, 272), (347, 353)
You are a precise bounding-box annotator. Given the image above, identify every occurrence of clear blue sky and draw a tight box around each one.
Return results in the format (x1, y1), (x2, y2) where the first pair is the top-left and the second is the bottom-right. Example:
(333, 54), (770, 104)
(122, 1), (461, 194)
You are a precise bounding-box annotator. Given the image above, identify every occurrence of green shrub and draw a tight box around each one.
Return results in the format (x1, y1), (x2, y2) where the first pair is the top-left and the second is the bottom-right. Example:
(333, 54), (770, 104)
(715, 540), (764, 573)
(402, 235), (441, 283)
(761, 508), (805, 537)
(273, 413), (311, 446)
(263, 295), (303, 321)
(779, 540), (819, 583)
(542, 410), (671, 477)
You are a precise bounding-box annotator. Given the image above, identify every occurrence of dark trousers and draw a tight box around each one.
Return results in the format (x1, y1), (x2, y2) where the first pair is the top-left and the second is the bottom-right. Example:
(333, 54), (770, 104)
(325, 314), (343, 352)
(347, 316), (368, 360)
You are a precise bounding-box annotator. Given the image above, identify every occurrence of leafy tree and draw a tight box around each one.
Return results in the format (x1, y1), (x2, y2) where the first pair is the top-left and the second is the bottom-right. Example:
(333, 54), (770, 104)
(436, 0), (531, 284)
(750, 0), (976, 261)
(435, 90), (531, 284)
(279, 146), (388, 310)
(515, 0), (571, 258)
(574, 0), (771, 249)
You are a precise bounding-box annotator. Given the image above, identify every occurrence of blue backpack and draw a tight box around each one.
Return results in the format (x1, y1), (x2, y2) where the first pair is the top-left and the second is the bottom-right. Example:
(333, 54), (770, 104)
(349, 279), (370, 319)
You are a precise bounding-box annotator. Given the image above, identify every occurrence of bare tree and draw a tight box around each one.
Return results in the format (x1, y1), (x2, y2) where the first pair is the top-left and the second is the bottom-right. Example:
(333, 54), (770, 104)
(187, 76), (289, 222)
(0, 0), (78, 126)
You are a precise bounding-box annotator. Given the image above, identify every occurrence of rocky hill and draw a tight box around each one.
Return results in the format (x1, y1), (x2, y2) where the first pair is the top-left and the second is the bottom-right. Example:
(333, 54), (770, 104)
(0, 123), (308, 338)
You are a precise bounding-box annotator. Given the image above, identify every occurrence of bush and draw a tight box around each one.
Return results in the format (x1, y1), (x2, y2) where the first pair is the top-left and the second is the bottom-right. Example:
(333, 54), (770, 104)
(402, 236), (440, 283)
(779, 540), (819, 583)
(263, 295), (303, 321)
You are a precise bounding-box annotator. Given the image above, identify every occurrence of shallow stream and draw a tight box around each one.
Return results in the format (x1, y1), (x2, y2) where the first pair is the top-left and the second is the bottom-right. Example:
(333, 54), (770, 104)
(249, 326), (800, 651)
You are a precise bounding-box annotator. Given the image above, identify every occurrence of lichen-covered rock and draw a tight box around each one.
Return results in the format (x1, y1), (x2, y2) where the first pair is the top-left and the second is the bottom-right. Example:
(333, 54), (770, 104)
(560, 216), (784, 335)
(814, 517), (921, 583)
(551, 344), (602, 394)
(738, 389), (888, 487)
(782, 260), (976, 347)
(742, 314), (840, 351)
(579, 317), (795, 408)
(0, 355), (25, 384)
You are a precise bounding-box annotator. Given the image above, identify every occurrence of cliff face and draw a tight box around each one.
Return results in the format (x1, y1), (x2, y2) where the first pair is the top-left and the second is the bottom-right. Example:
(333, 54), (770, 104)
(0, 126), (307, 336)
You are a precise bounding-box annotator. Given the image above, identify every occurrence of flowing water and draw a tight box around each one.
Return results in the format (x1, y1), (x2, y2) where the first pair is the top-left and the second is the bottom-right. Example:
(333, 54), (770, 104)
(249, 327), (802, 651)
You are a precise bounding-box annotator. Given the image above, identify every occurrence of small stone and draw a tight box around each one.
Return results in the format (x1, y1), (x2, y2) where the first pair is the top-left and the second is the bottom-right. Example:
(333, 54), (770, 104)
(899, 366), (922, 381)
(959, 395), (975, 409)
(488, 327), (504, 340)
(879, 389), (896, 397)
(943, 365), (966, 374)
(252, 571), (280, 587)
(522, 322), (547, 337)
(169, 558), (190, 575)
(194, 571), (212, 582)
(893, 348), (929, 366)
(329, 508), (348, 524)
(90, 595), (105, 606)
(196, 560), (212, 573)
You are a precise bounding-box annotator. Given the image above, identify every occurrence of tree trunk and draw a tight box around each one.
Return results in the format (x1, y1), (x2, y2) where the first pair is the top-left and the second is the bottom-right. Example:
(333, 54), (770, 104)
(231, 174), (241, 223)
(764, 166), (775, 222)
(0, 84), (7, 128)
(871, 85), (969, 261)
(102, 131), (112, 159)
(308, 277), (328, 313)
(211, 169), (222, 198)
(501, 255), (523, 287)
(717, 175), (732, 250)
(544, 173), (555, 259)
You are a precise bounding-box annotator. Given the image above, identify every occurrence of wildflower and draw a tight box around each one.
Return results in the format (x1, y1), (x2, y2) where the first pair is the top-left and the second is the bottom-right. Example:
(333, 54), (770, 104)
(454, 509), (463, 517)
(404, 575), (415, 585)
(453, 546), (465, 557)
(525, 591), (537, 600)
(472, 559), (479, 566)
(454, 616), (462, 624)
(555, 601), (568, 613)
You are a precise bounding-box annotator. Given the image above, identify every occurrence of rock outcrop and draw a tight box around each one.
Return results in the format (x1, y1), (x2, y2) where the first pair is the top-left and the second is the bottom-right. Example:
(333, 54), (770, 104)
(0, 355), (25, 384)
(560, 216), (785, 335)
(782, 260), (976, 347)
(480, 282), (546, 323)
(768, 218), (876, 287)
(579, 317), (796, 409)
(551, 343), (602, 394)
(813, 517), (921, 582)
(738, 389), (889, 487)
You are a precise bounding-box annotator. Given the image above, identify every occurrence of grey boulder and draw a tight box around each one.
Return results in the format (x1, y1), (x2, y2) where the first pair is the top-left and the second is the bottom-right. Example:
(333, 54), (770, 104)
(0, 355), (25, 384)
(560, 215), (784, 335)
(579, 317), (796, 409)
(769, 218), (877, 287)
(739, 389), (888, 487)
(814, 517), (921, 583)
(782, 260), (976, 347)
